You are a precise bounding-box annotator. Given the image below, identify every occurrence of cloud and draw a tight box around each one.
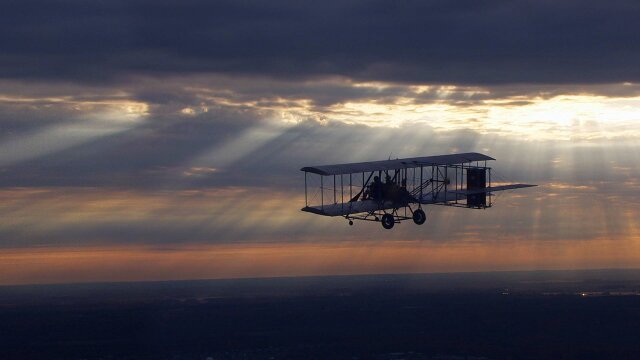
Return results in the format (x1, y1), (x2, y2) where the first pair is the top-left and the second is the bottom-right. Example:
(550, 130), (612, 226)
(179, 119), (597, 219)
(0, 94), (639, 190)
(3, 1), (640, 285)
(1, 72), (640, 193)
(2, 0), (640, 85)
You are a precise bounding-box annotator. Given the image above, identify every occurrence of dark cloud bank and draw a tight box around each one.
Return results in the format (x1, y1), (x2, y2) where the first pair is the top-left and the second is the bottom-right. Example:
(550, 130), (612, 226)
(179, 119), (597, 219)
(2, 0), (640, 85)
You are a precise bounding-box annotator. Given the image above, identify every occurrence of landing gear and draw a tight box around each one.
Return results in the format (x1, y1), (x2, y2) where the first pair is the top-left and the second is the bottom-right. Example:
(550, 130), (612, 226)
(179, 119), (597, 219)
(349, 220), (354, 226)
(412, 208), (426, 225)
(381, 213), (395, 229)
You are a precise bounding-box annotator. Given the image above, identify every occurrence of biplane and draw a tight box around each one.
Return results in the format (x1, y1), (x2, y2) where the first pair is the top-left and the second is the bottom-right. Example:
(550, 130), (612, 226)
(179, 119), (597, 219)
(301, 152), (535, 229)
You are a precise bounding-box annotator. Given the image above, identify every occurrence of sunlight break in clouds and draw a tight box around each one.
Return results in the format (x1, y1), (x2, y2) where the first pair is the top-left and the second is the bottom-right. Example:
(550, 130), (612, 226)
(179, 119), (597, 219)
(0, 96), (148, 166)
(189, 121), (295, 169)
(142, 76), (640, 141)
(279, 90), (640, 140)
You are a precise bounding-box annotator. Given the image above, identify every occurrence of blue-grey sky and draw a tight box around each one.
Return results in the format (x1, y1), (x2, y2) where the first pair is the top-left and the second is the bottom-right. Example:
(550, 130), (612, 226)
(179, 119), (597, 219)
(1, 1), (640, 285)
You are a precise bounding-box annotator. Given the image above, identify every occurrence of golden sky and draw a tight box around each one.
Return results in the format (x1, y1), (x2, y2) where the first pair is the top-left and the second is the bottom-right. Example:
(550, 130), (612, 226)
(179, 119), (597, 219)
(3, 1), (640, 286)
(1, 78), (640, 286)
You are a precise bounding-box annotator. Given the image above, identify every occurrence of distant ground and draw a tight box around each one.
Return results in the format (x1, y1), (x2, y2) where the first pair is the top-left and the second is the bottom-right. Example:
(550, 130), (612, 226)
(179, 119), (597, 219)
(1, 269), (640, 360)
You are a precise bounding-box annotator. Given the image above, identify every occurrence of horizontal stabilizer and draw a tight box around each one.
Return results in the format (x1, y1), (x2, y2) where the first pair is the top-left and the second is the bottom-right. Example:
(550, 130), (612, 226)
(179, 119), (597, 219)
(448, 184), (537, 195)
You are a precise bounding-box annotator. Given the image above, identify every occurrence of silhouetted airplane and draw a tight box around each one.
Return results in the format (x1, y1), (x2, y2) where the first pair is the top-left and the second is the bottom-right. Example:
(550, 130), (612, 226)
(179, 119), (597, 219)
(301, 152), (535, 229)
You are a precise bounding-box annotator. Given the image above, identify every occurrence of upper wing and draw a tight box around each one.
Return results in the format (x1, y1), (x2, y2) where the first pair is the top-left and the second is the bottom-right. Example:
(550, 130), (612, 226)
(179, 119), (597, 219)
(300, 152), (494, 176)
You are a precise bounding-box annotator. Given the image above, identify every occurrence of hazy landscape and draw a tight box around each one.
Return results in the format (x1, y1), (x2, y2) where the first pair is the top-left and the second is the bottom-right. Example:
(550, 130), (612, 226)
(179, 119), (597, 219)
(2, 269), (640, 359)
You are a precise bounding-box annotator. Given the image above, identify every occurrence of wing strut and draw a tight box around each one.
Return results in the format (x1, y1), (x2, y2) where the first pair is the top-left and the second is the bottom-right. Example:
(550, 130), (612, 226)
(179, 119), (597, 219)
(349, 171), (374, 202)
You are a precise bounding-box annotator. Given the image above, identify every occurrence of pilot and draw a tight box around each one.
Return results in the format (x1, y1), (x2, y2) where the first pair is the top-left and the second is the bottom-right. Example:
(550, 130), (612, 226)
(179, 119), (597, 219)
(370, 176), (382, 200)
(399, 178), (412, 202)
(383, 174), (396, 200)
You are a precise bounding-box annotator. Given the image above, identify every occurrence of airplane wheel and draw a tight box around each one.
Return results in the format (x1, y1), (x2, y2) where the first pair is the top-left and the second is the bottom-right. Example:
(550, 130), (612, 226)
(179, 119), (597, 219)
(349, 220), (354, 226)
(412, 209), (426, 225)
(381, 214), (394, 229)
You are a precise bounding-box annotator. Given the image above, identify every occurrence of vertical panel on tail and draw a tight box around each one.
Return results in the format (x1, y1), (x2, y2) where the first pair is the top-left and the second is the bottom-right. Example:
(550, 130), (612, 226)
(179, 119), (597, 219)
(467, 168), (486, 208)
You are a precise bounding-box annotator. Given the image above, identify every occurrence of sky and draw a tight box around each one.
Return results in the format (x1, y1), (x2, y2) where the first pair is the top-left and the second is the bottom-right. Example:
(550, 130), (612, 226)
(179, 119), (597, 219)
(2, 0), (640, 285)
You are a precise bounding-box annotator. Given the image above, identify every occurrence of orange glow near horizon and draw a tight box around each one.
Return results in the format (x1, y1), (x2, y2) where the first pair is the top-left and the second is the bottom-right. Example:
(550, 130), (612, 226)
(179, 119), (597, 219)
(1, 238), (640, 286)
(1, 182), (640, 285)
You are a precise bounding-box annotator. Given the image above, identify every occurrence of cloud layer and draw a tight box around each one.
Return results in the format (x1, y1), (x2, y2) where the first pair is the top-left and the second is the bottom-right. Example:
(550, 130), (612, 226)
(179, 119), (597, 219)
(2, 1), (640, 284)
(3, 0), (640, 84)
